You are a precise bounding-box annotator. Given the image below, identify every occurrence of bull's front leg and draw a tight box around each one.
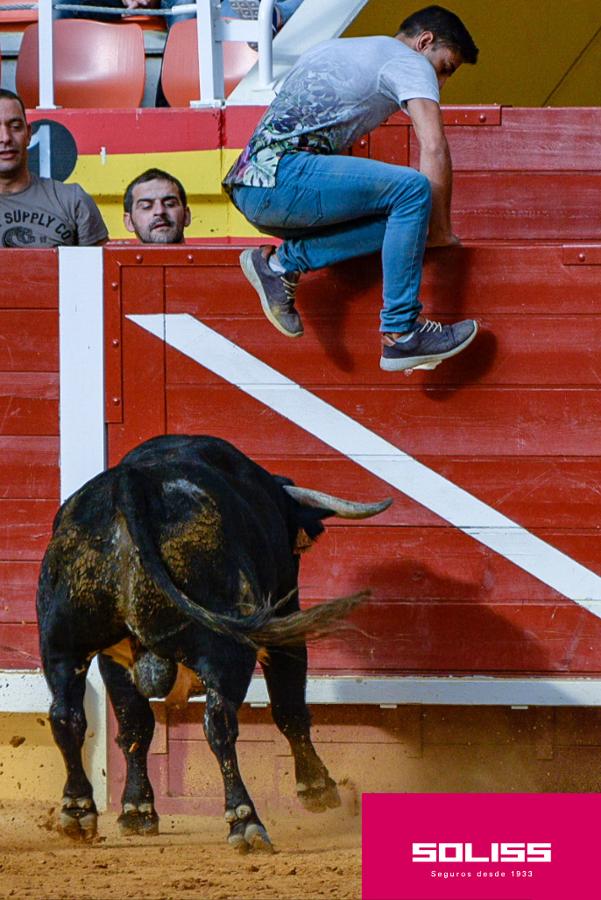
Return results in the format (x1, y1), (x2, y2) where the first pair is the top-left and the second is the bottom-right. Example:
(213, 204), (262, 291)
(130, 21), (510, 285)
(43, 654), (98, 840)
(97, 653), (159, 836)
(262, 644), (341, 813)
(203, 686), (273, 853)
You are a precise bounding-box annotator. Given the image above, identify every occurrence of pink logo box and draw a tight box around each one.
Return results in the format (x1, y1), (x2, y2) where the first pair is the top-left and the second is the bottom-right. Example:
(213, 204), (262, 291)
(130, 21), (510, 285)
(362, 793), (601, 900)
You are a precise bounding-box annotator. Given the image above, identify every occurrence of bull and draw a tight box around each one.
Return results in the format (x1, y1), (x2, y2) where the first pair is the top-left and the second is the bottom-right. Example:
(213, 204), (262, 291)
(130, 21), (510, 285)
(37, 434), (391, 851)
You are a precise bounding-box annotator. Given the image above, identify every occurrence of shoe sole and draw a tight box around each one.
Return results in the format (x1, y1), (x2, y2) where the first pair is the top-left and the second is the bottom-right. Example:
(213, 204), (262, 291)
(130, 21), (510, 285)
(240, 249), (304, 339)
(379, 321), (479, 372)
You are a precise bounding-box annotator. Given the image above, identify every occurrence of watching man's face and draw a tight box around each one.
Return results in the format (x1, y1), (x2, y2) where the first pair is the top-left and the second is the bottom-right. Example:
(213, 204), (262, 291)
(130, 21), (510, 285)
(0, 98), (31, 182)
(124, 178), (191, 244)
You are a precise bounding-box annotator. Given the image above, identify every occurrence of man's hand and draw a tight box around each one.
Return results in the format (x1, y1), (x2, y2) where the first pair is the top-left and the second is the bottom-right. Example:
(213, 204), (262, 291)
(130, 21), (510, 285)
(122, 0), (159, 9)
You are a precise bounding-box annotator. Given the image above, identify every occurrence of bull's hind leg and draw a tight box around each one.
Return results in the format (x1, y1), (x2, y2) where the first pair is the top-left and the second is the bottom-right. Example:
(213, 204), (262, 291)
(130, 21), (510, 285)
(200, 649), (273, 853)
(42, 653), (98, 839)
(97, 653), (159, 836)
(261, 645), (340, 812)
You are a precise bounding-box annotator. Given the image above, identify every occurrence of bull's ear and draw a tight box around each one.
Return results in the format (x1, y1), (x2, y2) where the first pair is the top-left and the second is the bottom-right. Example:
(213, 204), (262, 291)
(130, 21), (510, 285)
(294, 528), (316, 554)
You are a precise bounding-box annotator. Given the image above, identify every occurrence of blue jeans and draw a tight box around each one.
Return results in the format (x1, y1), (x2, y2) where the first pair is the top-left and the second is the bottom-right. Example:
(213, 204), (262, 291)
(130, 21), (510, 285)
(232, 152), (432, 332)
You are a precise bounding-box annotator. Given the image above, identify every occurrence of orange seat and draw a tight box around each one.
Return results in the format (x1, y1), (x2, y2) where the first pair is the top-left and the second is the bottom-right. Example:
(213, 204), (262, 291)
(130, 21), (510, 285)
(0, 0), (37, 30)
(16, 19), (146, 108)
(161, 19), (257, 107)
(122, 11), (166, 31)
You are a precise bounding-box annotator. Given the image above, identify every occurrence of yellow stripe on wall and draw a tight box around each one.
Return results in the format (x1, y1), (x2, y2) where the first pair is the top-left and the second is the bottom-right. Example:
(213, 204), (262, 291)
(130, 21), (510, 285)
(65, 148), (260, 239)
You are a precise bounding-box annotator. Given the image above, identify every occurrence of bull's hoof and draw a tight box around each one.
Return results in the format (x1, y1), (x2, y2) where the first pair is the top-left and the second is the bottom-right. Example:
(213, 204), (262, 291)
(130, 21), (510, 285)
(60, 797), (98, 840)
(244, 823), (274, 853)
(226, 806), (273, 854)
(118, 802), (159, 837)
(297, 776), (341, 813)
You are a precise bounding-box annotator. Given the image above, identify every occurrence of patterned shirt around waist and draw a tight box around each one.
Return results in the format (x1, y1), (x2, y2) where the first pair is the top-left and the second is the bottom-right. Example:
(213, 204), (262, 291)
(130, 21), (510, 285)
(223, 35), (440, 191)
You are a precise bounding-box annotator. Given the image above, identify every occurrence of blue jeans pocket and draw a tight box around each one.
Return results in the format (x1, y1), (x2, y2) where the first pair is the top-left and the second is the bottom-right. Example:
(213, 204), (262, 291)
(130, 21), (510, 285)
(235, 183), (323, 231)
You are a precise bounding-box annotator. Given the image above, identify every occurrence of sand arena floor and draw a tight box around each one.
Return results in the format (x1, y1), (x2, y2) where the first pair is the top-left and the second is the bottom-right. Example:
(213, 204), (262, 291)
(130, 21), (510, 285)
(0, 799), (361, 899)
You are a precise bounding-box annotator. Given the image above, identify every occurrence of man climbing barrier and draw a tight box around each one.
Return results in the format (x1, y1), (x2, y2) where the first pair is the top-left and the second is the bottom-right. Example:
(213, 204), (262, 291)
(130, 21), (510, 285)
(224, 4), (480, 373)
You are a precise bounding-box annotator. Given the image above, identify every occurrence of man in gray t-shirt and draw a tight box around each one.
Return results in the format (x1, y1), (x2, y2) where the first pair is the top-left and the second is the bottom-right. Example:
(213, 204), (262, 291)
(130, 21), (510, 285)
(225, 5), (480, 374)
(0, 89), (108, 249)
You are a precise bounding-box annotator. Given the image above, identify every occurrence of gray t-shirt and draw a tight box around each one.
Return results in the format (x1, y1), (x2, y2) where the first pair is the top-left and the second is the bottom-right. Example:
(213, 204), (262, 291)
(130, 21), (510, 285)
(0, 174), (108, 248)
(223, 36), (440, 189)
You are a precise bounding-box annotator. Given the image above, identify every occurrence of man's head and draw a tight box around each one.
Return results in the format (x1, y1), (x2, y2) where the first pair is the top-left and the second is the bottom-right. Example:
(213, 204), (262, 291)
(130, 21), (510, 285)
(0, 90), (31, 189)
(123, 169), (191, 244)
(397, 5), (478, 88)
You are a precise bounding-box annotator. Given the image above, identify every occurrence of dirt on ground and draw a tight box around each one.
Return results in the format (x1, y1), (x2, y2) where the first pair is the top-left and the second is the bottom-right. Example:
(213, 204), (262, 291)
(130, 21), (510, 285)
(0, 799), (361, 900)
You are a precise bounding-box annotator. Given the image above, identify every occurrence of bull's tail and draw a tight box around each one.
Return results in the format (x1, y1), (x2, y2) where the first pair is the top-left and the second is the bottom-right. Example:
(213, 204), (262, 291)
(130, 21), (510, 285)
(117, 468), (272, 648)
(249, 591), (368, 647)
(116, 468), (366, 650)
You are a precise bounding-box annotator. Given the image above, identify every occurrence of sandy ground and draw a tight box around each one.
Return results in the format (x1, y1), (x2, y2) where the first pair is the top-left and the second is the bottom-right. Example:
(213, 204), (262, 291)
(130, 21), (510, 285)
(0, 799), (361, 900)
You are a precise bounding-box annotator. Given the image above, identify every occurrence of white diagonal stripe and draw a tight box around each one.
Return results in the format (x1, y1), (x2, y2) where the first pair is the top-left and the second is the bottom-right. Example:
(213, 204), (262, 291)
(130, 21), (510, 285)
(129, 313), (601, 610)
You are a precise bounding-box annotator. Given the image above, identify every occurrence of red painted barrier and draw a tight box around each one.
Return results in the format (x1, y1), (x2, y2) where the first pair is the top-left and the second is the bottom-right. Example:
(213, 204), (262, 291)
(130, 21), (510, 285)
(0, 251), (59, 669)
(104, 239), (601, 677)
(1, 107), (600, 677)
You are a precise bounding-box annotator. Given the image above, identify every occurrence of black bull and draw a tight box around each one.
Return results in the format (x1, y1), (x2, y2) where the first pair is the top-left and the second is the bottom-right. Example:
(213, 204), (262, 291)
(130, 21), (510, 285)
(37, 435), (391, 851)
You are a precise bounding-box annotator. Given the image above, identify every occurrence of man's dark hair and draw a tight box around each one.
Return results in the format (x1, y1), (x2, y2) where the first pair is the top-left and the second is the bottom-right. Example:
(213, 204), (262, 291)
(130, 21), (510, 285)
(398, 5), (478, 64)
(0, 88), (27, 119)
(124, 168), (187, 213)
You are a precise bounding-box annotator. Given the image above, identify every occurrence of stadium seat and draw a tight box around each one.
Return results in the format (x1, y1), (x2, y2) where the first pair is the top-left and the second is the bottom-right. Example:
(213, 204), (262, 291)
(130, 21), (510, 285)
(161, 19), (257, 107)
(0, 0), (37, 30)
(16, 19), (145, 107)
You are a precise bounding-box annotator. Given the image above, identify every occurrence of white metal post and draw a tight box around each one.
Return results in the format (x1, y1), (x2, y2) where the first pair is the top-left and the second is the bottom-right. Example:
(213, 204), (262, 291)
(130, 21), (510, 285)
(58, 247), (108, 809)
(257, 0), (275, 88)
(37, 0), (57, 109)
(192, 0), (224, 107)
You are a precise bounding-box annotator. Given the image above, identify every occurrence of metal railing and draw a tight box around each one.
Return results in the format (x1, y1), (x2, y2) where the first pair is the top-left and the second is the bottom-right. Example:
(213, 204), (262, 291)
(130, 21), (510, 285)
(3, 0), (276, 107)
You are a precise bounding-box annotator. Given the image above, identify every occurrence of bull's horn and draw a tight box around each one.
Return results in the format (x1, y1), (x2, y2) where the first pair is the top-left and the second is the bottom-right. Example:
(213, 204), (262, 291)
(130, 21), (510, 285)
(283, 485), (392, 519)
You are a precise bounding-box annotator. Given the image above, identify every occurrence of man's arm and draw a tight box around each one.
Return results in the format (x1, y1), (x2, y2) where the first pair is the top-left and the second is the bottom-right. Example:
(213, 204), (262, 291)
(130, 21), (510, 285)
(405, 97), (459, 247)
(72, 186), (109, 247)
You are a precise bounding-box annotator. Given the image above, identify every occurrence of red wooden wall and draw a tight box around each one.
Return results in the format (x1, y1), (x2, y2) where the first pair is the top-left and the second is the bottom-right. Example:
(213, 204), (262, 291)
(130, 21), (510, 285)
(104, 238), (601, 677)
(0, 107), (600, 678)
(0, 251), (59, 669)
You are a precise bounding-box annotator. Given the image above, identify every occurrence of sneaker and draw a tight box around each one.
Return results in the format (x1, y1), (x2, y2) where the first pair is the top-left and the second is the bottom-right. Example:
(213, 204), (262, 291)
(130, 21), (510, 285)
(240, 246), (303, 338)
(380, 318), (478, 372)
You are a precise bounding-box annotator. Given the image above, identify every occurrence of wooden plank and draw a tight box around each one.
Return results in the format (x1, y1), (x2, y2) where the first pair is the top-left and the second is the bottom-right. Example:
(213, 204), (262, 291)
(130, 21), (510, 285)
(304, 600), (601, 675)
(381, 108), (601, 171)
(164, 313), (601, 388)
(0, 561), (40, 623)
(165, 384), (601, 457)
(369, 124), (409, 167)
(223, 106), (267, 149)
(0, 311), (58, 372)
(4, 590), (600, 675)
(451, 173), (601, 241)
(246, 456), (601, 531)
(0, 436), (59, 499)
(0, 500), (56, 560)
(0, 373), (58, 436)
(0, 250), (58, 309)
(443, 108), (601, 171)
(563, 245), (601, 266)
(28, 108), (222, 155)
(164, 244), (601, 318)
(386, 106), (502, 129)
(107, 266), (166, 465)
(104, 255), (124, 424)
(0, 624), (40, 668)
(298, 526), (601, 603)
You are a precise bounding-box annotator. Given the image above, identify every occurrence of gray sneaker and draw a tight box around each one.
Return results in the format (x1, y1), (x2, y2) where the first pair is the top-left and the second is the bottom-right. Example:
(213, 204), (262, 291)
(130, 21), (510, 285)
(380, 318), (478, 372)
(240, 246), (303, 338)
